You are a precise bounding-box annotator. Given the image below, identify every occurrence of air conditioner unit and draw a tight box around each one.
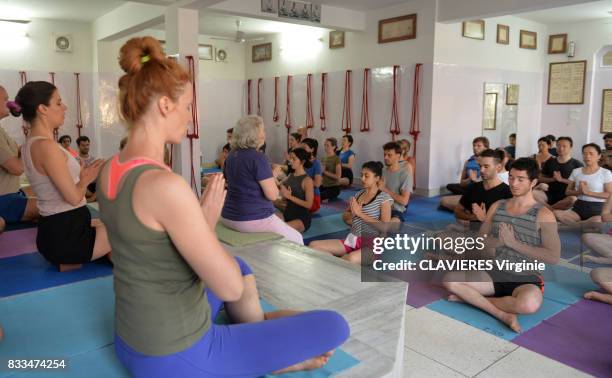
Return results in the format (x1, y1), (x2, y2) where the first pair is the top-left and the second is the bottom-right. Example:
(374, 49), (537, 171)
(53, 34), (73, 53)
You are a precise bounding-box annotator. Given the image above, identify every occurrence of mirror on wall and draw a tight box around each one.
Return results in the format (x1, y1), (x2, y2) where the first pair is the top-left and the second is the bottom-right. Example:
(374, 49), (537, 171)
(482, 82), (519, 158)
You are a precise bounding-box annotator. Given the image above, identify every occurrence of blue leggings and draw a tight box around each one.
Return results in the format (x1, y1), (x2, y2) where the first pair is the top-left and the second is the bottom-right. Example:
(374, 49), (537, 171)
(115, 257), (350, 378)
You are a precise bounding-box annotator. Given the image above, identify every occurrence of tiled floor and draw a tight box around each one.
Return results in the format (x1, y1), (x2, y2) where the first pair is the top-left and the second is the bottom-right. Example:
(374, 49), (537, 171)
(401, 305), (590, 377)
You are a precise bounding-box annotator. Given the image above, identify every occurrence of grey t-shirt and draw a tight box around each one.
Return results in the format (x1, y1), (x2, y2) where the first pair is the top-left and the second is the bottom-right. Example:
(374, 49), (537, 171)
(0, 127), (20, 195)
(383, 166), (413, 212)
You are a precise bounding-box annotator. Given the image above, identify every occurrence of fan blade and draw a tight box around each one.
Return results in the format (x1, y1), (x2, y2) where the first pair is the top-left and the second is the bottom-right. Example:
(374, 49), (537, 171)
(210, 36), (235, 41)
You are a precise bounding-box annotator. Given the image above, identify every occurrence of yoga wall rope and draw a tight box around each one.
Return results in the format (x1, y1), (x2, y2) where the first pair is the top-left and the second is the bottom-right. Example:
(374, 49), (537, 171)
(18, 71), (28, 136)
(320, 73), (327, 131)
(305, 73), (314, 129)
(341, 70), (352, 134)
(360, 68), (371, 132)
(186, 56), (200, 197)
(74, 73), (83, 138)
(49, 72), (58, 140)
(285, 75), (293, 148)
(410, 63), (423, 189)
(389, 65), (401, 141)
(273, 76), (279, 122)
(257, 78), (263, 117)
(246, 79), (252, 115)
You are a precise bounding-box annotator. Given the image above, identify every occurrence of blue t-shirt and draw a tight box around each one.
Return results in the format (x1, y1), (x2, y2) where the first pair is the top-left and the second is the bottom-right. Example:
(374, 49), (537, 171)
(222, 148), (275, 221)
(305, 159), (322, 196)
(338, 149), (355, 164)
(465, 155), (481, 179)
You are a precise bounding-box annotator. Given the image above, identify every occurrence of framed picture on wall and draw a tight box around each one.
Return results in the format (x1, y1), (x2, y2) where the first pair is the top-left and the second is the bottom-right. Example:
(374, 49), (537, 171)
(378, 14), (417, 44)
(252, 42), (272, 62)
(497, 24), (509, 45)
(329, 31), (345, 49)
(483, 92), (498, 130)
(311, 3), (321, 22)
(198, 44), (213, 60)
(601, 89), (612, 133)
(462, 20), (485, 40)
(260, 0), (277, 14)
(548, 33), (567, 54)
(506, 84), (519, 105)
(547, 60), (587, 104)
(278, 0), (292, 18)
(520, 30), (537, 49)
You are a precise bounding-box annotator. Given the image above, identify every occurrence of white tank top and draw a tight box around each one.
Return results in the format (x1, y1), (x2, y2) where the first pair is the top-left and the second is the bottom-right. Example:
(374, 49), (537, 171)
(22, 136), (86, 216)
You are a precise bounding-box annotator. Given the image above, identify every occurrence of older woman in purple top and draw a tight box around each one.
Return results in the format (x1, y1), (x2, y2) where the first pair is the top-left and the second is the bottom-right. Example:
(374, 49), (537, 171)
(221, 115), (304, 245)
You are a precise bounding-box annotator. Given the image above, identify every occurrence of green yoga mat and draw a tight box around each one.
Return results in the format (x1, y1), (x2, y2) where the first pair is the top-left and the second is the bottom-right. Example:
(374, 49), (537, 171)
(215, 223), (283, 247)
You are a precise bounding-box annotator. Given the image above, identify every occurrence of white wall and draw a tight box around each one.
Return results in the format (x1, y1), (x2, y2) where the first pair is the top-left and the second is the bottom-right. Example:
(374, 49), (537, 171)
(243, 0), (436, 191)
(427, 15), (548, 192)
(482, 82), (518, 148)
(540, 18), (612, 155)
(0, 18), (93, 73)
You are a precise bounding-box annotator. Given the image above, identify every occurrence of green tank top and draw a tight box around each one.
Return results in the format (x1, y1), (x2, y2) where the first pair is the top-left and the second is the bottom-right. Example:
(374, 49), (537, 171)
(98, 164), (211, 356)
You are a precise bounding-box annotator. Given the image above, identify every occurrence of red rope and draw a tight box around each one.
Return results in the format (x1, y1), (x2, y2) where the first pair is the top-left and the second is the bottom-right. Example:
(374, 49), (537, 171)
(389, 65), (401, 141)
(257, 78), (263, 116)
(285, 76), (293, 149)
(186, 56), (200, 196)
(360, 68), (371, 132)
(247, 79), (252, 115)
(341, 70), (352, 134)
(50, 72), (58, 141)
(320, 73), (327, 131)
(19, 71), (28, 136)
(273, 77), (279, 122)
(75, 73), (83, 137)
(410, 63), (423, 189)
(306, 73), (314, 129)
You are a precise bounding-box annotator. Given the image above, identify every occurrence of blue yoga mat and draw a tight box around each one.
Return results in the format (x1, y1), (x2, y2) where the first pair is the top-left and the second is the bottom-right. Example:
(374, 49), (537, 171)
(1, 277), (359, 378)
(540, 265), (598, 305)
(311, 206), (342, 218)
(0, 252), (113, 297)
(427, 297), (568, 341)
(303, 214), (349, 240)
(304, 230), (349, 245)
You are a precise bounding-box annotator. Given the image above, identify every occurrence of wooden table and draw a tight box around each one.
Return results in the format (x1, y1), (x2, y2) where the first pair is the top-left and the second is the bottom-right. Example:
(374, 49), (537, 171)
(228, 239), (408, 377)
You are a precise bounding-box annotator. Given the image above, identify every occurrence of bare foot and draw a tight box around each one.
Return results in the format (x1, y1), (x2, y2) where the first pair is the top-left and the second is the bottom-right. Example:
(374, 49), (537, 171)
(500, 312), (521, 333)
(584, 291), (612, 304)
(584, 291), (597, 300)
(583, 255), (612, 264)
(447, 294), (464, 303)
(272, 351), (334, 375)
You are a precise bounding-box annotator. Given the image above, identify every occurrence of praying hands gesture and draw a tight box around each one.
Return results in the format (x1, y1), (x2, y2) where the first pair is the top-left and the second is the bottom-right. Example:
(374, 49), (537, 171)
(200, 173), (226, 229)
(579, 181), (590, 196)
(498, 223), (517, 248)
(279, 184), (292, 199)
(552, 171), (564, 182)
(468, 169), (478, 182)
(349, 197), (363, 218)
(472, 202), (487, 222)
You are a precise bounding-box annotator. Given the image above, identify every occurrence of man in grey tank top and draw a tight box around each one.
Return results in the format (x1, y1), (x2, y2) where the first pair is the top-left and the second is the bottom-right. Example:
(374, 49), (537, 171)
(442, 158), (560, 333)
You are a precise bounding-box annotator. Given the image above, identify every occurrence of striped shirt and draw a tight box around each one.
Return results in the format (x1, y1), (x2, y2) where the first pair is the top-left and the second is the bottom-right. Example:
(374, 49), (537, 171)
(351, 189), (393, 236)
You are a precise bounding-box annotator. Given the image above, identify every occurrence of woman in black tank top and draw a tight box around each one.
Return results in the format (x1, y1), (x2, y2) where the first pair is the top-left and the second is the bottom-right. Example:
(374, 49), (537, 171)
(280, 148), (314, 232)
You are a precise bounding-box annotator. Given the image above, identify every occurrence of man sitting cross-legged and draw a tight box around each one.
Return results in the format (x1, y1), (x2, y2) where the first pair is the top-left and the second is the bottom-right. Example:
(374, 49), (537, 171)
(442, 158), (560, 333)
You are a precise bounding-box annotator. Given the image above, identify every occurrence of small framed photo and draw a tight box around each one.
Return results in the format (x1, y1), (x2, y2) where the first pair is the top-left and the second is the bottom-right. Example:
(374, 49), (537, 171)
(548, 33), (567, 54)
(462, 20), (485, 40)
(506, 84), (519, 105)
(520, 30), (537, 50)
(198, 44), (213, 60)
(215, 48), (228, 63)
(278, 0), (292, 18)
(260, 0), (277, 14)
(329, 31), (345, 49)
(311, 3), (321, 22)
(252, 42), (272, 62)
(378, 14), (417, 44)
(497, 24), (509, 45)
(296, 1), (311, 20)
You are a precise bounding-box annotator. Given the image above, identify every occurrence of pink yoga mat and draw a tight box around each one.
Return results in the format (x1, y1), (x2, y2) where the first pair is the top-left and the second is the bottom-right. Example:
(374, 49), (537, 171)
(0, 228), (38, 259)
(514, 299), (612, 377)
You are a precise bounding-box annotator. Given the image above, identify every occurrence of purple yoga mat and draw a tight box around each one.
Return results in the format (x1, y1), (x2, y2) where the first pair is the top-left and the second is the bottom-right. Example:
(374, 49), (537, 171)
(0, 228), (38, 259)
(514, 299), (612, 377)
(406, 282), (448, 308)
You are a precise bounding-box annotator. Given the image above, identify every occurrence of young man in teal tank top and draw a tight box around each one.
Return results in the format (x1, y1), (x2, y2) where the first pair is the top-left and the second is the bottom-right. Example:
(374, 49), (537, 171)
(442, 158), (561, 333)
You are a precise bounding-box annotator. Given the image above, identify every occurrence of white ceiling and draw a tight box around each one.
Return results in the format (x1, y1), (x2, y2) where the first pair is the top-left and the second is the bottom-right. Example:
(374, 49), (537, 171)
(0, 0), (125, 22)
(516, 0), (612, 24)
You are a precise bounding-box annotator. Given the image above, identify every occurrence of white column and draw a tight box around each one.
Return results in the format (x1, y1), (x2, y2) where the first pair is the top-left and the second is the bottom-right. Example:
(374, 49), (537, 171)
(165, 6), (202, 194)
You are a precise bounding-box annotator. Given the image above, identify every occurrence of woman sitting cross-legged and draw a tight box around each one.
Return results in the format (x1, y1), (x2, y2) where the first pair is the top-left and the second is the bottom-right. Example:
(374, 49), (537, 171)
(280, 148), (314, 233)
(309, 161), (392, 264)
(97, 36), (349, 378)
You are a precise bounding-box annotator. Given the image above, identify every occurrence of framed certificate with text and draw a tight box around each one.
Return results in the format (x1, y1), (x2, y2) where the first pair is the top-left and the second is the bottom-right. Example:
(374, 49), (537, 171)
(547, 60), (587, 105)
(602, 89), (612, 133)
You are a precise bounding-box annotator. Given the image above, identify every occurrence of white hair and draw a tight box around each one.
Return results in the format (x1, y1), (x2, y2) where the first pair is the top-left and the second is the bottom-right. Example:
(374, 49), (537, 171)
(231, 115), (264, 150)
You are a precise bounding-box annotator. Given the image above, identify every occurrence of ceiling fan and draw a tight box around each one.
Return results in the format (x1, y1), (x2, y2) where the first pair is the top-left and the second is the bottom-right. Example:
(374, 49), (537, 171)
(0, 19), (31, 24)
(210, 20), (264, 43)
